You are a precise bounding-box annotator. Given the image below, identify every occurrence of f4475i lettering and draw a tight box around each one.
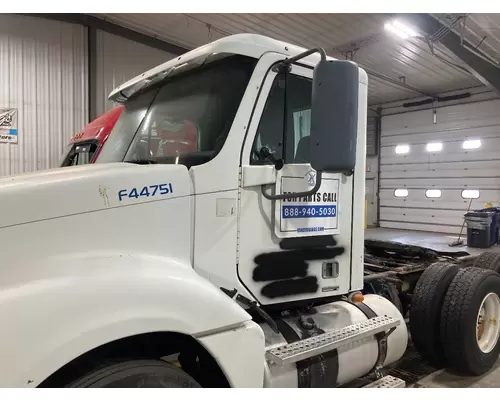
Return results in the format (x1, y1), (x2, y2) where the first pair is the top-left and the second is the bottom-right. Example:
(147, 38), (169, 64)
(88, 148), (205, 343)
(118, 184), (173, 201)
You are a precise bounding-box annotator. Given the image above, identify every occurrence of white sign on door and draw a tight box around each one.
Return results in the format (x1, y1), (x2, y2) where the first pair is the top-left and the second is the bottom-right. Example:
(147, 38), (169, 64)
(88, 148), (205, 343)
(275, 170), (340, 238)
(0, 108), (18, 144)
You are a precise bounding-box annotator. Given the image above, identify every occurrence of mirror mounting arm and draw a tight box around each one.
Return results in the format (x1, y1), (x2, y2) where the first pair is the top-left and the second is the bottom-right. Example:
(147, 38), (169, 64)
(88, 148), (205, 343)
(262, 47), (329, 202)
(272, 48), (327, 74)
(258, 147), (284, 171)
(261, 171), (323, 201)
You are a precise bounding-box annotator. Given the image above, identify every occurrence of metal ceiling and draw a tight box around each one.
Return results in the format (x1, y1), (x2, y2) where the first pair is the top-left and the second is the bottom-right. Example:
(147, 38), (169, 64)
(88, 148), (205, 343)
(92, 13), (492, 106)
(434, 14), (500, 66)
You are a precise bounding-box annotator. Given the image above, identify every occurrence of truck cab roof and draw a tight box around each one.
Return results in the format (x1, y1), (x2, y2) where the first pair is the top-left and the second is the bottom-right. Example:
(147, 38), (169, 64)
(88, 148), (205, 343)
(109, 33), (366, 103)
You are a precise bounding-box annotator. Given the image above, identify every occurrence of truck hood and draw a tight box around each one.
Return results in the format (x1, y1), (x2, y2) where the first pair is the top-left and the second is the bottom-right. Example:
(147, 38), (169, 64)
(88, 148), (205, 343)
(0, 163), (192, 228)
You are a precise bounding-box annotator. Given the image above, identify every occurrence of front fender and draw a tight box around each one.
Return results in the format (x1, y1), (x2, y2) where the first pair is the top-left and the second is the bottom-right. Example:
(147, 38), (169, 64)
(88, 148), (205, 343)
(198, 320), (265, 388)
(0, 255), (251, 387)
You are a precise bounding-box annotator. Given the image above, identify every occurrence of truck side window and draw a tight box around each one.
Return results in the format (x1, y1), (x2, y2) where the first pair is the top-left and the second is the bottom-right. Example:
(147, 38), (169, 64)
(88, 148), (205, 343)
(251, 73), (312, 165)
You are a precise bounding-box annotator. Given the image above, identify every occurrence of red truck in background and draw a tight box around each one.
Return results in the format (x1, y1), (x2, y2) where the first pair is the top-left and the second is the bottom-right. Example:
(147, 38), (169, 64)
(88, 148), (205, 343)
(59, 105), (200, 167)
(59, 106), (124, 167)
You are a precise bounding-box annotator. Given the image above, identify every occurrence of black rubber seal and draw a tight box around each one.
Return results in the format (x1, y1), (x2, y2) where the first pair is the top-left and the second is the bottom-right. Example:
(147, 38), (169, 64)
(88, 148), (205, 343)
(275, 319), (311, 388)
(304, 324), (340, 388)
(275, 316), (340, 387)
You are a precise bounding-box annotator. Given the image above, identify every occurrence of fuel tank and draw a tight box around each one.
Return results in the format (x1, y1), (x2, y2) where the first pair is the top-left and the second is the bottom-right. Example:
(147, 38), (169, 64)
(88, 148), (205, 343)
(261, 294), (407, 387)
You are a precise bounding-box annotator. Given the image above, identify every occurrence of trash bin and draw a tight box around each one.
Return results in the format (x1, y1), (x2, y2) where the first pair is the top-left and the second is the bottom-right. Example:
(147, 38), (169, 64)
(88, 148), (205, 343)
(473, 207), (500, 244)
(464, 211), (498, 248)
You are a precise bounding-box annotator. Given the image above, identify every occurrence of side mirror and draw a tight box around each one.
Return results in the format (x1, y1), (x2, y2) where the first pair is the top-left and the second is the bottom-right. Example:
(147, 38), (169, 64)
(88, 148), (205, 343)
(310, 60), (360, 174)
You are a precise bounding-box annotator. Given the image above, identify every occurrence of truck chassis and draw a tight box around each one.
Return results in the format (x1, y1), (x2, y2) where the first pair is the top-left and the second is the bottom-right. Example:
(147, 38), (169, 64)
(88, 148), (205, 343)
(363, 239), (500, 380)
(364, 239), (471, 317)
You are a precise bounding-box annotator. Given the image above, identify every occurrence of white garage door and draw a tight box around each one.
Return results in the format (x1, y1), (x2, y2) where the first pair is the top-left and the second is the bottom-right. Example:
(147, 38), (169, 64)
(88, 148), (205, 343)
(380, 99), (500, 234)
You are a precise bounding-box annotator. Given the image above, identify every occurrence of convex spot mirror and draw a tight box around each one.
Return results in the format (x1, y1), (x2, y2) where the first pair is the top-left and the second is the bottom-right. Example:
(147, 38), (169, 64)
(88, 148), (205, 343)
(310, 60), (360, 174)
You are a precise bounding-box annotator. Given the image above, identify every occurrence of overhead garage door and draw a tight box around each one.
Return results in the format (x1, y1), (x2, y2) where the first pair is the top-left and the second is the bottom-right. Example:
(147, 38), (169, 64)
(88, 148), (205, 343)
(379, 99), (500, 234)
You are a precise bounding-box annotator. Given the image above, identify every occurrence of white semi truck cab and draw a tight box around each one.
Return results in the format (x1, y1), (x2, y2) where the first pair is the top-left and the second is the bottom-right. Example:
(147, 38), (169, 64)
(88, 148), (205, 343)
(0, 34), (408, 388)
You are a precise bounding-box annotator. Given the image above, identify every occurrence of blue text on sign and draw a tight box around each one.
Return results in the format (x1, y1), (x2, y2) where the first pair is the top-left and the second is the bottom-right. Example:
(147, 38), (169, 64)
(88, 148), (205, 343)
(297, 227), (325, 233)
(282, 205), (336, 219)
(118, 184), (173, 201)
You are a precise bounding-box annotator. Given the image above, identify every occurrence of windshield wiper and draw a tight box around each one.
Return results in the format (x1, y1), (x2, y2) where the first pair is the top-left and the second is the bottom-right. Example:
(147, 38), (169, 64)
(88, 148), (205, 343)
(125, 159), (158, 165)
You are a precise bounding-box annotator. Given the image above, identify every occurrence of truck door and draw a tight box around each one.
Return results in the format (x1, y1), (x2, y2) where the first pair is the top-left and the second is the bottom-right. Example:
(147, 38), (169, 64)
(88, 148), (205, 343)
(238, 63), (355, 306)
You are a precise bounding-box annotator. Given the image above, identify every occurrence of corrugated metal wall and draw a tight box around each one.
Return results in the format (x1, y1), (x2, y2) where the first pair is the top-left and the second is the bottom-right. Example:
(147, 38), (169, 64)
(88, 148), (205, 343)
(0, 15), (88, 177)
(95, 30), (175, 115)
(379, 99), (500, 234)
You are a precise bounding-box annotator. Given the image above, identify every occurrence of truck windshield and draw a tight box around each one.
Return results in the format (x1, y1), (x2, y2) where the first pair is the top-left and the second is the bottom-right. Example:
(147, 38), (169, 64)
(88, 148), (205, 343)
(96, 55), (257, 168)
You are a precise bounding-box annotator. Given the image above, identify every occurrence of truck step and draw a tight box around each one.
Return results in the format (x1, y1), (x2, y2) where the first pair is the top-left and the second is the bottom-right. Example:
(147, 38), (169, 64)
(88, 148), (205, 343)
(266, 315), (399, 366)
(363, 375), (406, 388)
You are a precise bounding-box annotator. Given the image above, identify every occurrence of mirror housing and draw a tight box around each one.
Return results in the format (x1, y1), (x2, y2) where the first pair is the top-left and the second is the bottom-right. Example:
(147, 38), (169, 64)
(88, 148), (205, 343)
(310, 60), (360, 174)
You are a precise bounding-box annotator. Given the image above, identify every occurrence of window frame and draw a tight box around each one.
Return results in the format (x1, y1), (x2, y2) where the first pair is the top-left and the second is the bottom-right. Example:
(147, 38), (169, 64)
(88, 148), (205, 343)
(395, 144), (410, 154)
(394, 189), (409, 198)
(461, 189), (480, 199)
(462, 139), (481, 150)
(248, 66), (314, 166)
(425, 189), (442, 198)
(97, 55), (257, 168)
(426, 142), (443, 152)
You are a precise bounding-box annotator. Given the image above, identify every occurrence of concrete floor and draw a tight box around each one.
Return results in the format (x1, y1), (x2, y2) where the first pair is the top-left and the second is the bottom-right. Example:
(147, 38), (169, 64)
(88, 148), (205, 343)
(366, 227), (500, 387)
(365, 227), (500, 256)
(416, 363), (500, 388)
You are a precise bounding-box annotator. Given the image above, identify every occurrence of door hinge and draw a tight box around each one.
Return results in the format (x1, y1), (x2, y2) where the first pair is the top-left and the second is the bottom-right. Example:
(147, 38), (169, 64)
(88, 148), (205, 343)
(236, 167), (243, 264)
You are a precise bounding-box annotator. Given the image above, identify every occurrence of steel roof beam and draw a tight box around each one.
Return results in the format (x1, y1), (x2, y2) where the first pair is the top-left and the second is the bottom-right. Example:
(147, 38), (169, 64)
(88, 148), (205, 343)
(18, 13), (440, 101)
(397, 13), (500, 95)
(18, 13), (189, 56)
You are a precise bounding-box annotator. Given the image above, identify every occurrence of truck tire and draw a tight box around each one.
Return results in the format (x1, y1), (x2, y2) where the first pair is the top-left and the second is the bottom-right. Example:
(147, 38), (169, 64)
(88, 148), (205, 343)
(473, 252), (500, 273)
(409, 262), (459, 366)
(68, 360), (201, 388)
(441, 267), (500, 375)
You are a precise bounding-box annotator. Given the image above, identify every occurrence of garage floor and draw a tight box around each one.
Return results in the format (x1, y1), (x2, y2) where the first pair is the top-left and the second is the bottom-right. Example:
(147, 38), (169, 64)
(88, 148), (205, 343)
(365, 227), (500, 256)
(416, 363), (500, 388)
(366, 227), (500, 387)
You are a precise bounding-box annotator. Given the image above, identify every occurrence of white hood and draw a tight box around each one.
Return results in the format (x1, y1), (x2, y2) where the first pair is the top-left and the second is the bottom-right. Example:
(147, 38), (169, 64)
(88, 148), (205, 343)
(0, 163), (192, 229)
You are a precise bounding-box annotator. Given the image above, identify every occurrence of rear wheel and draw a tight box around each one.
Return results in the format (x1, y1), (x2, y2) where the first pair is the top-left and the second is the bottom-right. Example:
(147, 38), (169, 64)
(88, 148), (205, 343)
(473, 252), (500, 273)
(409, 262), (459, 366)
(476, 293), (500, 354)
(441, 267), (500, 375)
(68, 360), (201, 388)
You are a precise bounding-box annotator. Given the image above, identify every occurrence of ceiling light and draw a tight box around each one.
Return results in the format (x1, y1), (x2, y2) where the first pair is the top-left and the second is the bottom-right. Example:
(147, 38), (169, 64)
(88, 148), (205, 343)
(384, 20), (419, 40)
(384, 22), (408, 39)
(393, 20), (419, 37)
